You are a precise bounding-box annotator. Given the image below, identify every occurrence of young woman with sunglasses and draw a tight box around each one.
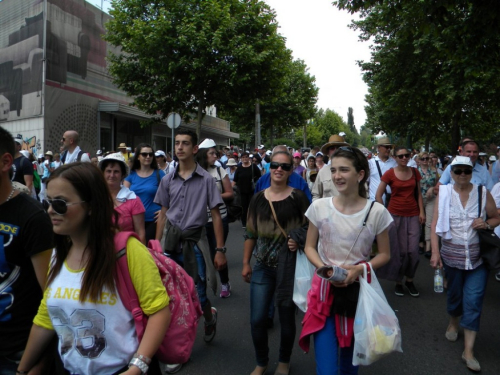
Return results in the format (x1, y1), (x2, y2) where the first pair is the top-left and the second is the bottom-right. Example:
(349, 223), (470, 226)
(124, 143), (165, 242)
(376, 146), (425, 297)
(431, 156), (500, 372)
(242, 151), (309, 375)
(19, 162), (171, 375)
(418, 152), (438, 258)
(301, 147), (392, 375)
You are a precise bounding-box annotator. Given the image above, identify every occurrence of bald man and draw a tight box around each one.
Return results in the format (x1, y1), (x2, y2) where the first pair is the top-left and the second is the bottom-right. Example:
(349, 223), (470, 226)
(60, 130), (90, 164)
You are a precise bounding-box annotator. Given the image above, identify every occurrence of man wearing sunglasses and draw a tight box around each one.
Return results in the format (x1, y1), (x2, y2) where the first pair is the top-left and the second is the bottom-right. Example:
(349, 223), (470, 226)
(60, 130), (90, 164)
(0, 127), (54, 374)
(368, 137), (397, 204)
(437, 139), (494, 192)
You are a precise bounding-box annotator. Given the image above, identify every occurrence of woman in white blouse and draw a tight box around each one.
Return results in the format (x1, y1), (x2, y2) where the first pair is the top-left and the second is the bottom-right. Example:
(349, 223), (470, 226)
(431, 156), (500, 372)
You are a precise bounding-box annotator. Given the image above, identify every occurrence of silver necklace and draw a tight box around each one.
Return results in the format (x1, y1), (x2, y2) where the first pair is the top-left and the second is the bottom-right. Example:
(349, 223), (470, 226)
(3, 189), (14, 204)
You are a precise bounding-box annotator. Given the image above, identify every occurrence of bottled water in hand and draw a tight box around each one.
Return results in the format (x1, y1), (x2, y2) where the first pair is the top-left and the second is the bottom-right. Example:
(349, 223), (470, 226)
(434, 268), (444, 293)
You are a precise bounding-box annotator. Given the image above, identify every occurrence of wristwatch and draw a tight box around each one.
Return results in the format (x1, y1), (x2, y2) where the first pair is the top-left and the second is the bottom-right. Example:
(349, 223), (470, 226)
(215, 247), (227, 254)
(486, 222), (492, 230)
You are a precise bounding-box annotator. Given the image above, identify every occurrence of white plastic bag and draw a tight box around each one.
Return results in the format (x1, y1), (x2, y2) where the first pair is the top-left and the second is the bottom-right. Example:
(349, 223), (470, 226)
(353, 263), (402, 366)
(292, 250), (315, 312)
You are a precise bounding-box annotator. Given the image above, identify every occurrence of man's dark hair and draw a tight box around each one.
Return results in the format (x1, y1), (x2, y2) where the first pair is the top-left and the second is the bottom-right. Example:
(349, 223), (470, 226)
(0, 126), (15, 157)
(176, 129), (198, 146)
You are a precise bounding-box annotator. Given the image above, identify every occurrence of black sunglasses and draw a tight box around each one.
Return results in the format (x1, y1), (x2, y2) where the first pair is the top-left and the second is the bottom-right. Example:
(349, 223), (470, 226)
(396, 153), (411, 159)
(420, 157), (430, 161)
(140, 152), (154, 157)
(380, 145), (392, 150)
(270, 162), (292, 171)
(42, 198), (86, 215)
(452, 168), (473, 175)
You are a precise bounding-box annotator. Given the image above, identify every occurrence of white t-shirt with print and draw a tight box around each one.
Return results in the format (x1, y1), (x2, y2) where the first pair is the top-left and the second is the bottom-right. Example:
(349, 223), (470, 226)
(305, 198), (393, 266)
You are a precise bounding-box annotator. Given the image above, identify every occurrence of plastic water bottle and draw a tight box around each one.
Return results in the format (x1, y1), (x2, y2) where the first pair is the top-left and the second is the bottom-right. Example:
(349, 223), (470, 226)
(434, 268), (444, 293)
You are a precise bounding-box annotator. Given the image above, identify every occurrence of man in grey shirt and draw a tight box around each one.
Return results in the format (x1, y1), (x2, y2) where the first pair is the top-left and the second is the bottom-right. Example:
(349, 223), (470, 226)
(155, 129), (226, 351)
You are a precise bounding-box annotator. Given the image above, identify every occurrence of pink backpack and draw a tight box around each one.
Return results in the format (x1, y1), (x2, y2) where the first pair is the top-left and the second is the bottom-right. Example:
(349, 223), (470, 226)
(114, 232), (203, 364)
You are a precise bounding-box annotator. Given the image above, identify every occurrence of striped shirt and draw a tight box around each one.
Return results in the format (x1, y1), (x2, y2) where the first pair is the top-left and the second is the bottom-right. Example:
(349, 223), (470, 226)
(207, 166), (227, 221)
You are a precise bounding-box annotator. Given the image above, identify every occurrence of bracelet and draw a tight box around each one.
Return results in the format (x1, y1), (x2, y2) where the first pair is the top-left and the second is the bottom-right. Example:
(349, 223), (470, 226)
(133, 352), (152, 365)
(129, 357), (149, 374)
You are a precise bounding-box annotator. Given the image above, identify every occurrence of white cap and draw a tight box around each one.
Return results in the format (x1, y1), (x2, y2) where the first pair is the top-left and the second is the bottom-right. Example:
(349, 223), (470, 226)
(155, 150), (166, 157)
(198, 138), (217, 149)
(20, 150), (29, 158)
(96, 150), (103, 155)
(450, 156), (473, 168)
(489, 155), (496, 162)
(258, 144), (265, 150)
(265, 150), (272, 156)
(98, 152), (129, 176)
(37, 154), (44, 159)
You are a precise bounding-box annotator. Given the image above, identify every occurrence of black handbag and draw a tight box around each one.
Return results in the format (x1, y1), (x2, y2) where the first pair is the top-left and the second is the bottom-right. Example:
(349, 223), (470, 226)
(477, 185), (500, 270)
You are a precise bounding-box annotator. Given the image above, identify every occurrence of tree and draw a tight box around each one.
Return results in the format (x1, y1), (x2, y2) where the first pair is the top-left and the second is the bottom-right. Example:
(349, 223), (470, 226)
(105, 0), (290, 140)
(221, 58), (318, 147)
(334, 0), (500, 152)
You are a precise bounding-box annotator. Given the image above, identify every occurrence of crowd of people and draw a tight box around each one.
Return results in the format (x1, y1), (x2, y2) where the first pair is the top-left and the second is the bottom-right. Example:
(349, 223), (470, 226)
(2, 124), (500, 374)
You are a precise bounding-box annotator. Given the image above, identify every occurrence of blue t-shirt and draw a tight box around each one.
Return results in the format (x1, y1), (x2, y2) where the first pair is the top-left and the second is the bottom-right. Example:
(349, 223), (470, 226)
(254, 172), (312, 203)
(125, 169), (165, 222)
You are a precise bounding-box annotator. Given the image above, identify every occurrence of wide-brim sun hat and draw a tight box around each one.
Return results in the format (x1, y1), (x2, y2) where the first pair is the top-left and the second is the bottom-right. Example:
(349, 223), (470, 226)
(450, 156), (473, 168)
(118, 143), (128, 149)
(226, 159), (238, 166)
(376, 137), (393, 147)
(45, 151), (53, 156)
(321, 134), (350, 154)
(99, 152), (129, 176)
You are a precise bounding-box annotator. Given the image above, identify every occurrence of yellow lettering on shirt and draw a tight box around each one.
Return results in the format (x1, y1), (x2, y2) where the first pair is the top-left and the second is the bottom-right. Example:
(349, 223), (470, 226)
(99, 292), (109, 304)
(46, 287), (52, 298)
(62, 288), (73, 299)
(73, 289), (80, 300)
(108, 294), (117, 306)
(53, 287), (62, 298)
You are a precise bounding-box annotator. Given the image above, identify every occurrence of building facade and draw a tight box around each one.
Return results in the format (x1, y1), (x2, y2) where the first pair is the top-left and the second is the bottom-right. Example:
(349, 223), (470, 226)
(0, 0), (237, 156)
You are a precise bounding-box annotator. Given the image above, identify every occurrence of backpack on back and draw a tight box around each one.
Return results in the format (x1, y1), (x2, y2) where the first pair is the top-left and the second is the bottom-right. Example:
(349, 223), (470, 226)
(114, 232), (203, 364)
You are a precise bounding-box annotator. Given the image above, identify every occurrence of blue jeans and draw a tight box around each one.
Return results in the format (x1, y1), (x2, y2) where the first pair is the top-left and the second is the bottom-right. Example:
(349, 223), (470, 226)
(443, 262), (488, 331)
(250, 262), (295, 367)
(0, 350), (23, 375)
(168, 244), (208, 309)
(314, 315), (358, 375)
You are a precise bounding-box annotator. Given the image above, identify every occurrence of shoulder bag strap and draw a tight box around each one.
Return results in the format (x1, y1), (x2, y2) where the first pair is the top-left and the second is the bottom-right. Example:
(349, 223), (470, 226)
(341, 201), (375, 265)
(376, 160), (390, 197)
(216, 166), (224, 193)
(478, 185), (482, 218)
(265, 188), (288, 239)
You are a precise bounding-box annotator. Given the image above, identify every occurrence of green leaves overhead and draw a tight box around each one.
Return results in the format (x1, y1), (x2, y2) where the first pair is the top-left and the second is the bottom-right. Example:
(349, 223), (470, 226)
(105, 0), (291, 138)
(334, 0), (500, 152)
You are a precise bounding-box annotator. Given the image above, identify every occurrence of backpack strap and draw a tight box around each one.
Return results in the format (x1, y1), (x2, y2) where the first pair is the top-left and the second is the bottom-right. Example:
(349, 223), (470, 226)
(114, 231), (147, 340)
(375, 160), (390, 198)
(76, 150), (85, 162)
(478, 185), (482, 218)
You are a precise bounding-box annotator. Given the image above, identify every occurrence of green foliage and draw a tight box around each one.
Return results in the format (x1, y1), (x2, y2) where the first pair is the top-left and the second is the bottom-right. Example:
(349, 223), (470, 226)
(105, 0), (290, 139)
(334, 0), (500, 152)
(273, 137), (299, 150)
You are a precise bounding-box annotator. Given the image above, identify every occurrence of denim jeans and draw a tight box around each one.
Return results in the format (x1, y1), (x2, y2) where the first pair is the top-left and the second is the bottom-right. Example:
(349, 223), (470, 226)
(0, 350), (23, 375)
(250, 262), (296, 367)
(443, 262), (488, 331)
(313, 315), (358, 375)
(168, 244), (208, 309)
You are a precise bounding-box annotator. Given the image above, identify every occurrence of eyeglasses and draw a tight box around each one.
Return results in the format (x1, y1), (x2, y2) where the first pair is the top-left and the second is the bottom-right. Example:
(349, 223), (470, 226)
(420, 157), (430, 161)
(396, 153), (411, 159)
(140, 152), (154, 157)
(452, 168), (473, 175)
(42, 198), (86, 215)
(269, 162), (292, 171)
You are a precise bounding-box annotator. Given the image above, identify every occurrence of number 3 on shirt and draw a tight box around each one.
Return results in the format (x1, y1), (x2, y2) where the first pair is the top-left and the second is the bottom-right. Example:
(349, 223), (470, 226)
(49, 306), (106, 358)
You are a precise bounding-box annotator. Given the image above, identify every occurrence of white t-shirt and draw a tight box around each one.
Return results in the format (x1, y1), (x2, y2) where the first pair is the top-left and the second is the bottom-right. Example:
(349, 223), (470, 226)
(64, 146), (91, 164)
(305, 198), (393, 266)
(207, 166), (228, 221)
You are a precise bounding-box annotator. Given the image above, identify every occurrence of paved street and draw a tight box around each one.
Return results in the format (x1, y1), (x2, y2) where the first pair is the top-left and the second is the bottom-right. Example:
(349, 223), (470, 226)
(179, 222), (500, 375)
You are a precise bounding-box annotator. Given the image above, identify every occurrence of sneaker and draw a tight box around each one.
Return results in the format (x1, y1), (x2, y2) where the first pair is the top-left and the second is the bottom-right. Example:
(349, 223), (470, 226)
(405, 281), (420, 297)
(220, 282), (231, 298)
(204, 307), (217, 343)
(163, 363), (183, 374)
(395, 284), (404, 296)
(495, 271), (500, 282)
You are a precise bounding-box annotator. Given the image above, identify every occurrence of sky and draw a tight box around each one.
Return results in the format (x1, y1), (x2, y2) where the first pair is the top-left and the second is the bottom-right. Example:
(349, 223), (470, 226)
(86, 0), (371, 128)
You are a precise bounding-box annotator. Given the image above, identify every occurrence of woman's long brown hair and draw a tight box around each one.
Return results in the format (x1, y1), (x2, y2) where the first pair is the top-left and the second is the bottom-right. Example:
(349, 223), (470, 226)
(46, 162), (119, 303)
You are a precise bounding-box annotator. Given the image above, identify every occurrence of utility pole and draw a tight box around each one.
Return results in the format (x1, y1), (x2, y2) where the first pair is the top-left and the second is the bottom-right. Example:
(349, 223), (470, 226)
(255, 99), (261, 149)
